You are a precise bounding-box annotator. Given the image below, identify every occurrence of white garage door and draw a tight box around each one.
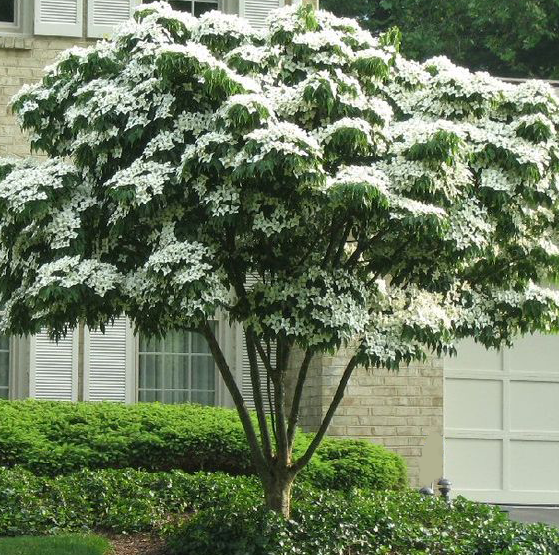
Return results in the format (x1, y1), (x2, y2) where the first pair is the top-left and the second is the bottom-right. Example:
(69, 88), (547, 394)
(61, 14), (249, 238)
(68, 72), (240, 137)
(445, 335), (559, 504)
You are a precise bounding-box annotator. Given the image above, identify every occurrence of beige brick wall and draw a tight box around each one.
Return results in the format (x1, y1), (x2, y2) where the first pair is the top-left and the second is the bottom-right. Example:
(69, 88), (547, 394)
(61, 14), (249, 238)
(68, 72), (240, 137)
(290, 348), (444, 489)
(0, 37), (91, 158)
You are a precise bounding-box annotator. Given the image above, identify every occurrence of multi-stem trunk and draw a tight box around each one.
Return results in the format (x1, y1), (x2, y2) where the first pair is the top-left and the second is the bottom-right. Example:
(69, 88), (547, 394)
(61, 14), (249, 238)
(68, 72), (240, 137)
(203, 321), (359, 519)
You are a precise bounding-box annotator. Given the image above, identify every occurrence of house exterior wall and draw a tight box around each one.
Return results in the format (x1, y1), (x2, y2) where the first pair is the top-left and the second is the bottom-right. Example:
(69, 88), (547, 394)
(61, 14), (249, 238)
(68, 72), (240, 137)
(289, 348), (444, 488)
(1, 37), (91, 158)
(0, 0), (241, 158)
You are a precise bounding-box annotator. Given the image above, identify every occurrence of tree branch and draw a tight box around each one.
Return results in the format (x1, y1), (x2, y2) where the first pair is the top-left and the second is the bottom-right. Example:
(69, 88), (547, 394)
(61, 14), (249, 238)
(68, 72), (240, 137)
(322, 221), (346, 269)
(291, 356), (359, 473)
(344, 232), (382, 270)
(286, 349), (314, 448)
(267, 365), (278, 446)
(332, 221), (353, 268)
(202, 321), (268, 474)
(273, 336), (291, 466)
(366, 272), (382, 288)
(253, 336), (276, 380)
(245, 330), (274, 462)
(253, 336), (288, 460)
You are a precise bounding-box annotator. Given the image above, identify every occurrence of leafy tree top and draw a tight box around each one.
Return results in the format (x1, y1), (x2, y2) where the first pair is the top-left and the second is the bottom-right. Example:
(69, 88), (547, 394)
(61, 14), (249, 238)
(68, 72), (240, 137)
(321, 0), (559, 80)
(2, 2), (559, 369)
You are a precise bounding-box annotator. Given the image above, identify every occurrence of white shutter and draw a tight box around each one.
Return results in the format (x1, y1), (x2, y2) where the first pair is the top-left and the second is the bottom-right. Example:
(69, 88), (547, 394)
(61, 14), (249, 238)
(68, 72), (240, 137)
(240, 329), (276, 411)
(84, 318), (134, 403)
(88, 0), (141, 38)
(239, 0), (283, 29)
(29, 329), (79, 401)
(34, 0), (84, 37)
(238, 275), (276, 411)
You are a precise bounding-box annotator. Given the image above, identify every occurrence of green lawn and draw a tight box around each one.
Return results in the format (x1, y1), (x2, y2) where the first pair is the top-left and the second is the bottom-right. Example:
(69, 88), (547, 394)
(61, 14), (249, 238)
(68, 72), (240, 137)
(0, 535), (111, 555)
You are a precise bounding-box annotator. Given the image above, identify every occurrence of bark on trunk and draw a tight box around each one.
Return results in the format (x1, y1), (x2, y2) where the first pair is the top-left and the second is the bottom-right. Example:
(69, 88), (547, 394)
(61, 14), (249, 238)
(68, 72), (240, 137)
(263, 473), (294, 518)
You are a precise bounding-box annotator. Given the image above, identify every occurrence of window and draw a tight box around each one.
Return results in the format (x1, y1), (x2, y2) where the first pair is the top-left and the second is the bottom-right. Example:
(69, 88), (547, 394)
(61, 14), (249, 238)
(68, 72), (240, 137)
(0, 335), (9, 399)
(144, 0), (219, 17)
(138, 326), (216, 405)
(0, 0), (32, 36)
(0, 0), (19, 27)
(0, 1), (16, 24)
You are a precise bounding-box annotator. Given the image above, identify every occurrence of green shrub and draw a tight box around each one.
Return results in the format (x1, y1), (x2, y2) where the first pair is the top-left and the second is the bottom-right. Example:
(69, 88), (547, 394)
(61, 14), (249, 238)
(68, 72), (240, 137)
(166, 499), (293, 555)
(0, 400), (251, 475)
(166, 488), (559, 555)
(298, 436), (408, 490)
(0, 400), (407, 491)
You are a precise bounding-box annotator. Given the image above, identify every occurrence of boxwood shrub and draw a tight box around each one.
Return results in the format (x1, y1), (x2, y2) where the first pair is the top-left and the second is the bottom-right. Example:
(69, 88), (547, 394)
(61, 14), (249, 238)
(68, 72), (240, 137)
(0, 400), (406, 491)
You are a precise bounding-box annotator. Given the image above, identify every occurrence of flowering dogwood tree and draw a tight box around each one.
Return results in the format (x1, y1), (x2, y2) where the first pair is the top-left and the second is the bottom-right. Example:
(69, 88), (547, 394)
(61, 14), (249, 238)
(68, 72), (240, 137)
(2, 2), (559, 516)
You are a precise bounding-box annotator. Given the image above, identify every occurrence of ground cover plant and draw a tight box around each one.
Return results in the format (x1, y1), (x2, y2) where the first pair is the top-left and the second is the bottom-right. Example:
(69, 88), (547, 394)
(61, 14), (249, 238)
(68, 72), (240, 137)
(0, 466), (557, 554)
(0, 400), (406, 490)
(0, 534), (111, 555)
(2, 2), (559, 515)
(165, 492), (559, 555)
(0, 467), (259, 535)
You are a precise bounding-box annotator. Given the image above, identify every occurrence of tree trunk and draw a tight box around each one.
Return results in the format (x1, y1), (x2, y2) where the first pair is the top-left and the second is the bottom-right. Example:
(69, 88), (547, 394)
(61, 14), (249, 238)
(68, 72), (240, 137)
(77, 321), (85, 401)
(262, 472), (294, 518)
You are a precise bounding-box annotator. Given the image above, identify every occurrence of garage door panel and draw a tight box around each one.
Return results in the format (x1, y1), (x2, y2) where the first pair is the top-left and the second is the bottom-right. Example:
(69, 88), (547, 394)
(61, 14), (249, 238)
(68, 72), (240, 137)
(446, 379), (502, 431)
(507, 334), (559, 374)
(445, 438), (502, 491)
(447, 338), (502, 372)
(510, 440), (559, 492)
(510, 381), (559, 432)
(445, 336), (559, 505)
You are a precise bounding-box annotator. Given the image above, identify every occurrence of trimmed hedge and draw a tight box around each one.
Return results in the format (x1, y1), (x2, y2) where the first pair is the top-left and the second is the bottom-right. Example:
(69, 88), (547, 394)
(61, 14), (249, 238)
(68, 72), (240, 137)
(0, 400), (407, 491)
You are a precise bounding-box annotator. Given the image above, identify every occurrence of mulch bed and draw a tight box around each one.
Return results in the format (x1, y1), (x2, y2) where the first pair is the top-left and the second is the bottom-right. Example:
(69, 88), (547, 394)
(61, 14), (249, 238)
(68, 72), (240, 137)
(103, 533), (167, 555)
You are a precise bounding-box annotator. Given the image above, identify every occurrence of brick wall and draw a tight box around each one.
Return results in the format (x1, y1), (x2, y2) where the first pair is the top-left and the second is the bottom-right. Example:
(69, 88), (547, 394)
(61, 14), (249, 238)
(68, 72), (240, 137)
(290, 348), (444, 488)
(0, 37), (90, 158)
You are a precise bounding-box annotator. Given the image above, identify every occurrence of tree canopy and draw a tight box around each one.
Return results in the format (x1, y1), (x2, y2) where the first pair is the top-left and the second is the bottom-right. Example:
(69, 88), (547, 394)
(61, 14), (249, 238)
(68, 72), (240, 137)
(1, 2), (559, 515)
(321, 0), (559, 79)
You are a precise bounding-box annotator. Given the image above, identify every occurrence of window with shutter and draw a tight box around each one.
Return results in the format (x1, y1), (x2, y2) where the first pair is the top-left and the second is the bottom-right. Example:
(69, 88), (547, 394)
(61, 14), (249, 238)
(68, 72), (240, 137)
(29, 329), (79, 401)
(34, 0), (83, 37)
(88, 0), (141, 39)
(84, 318), (134, 403)
(239, 0), (282, 28)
